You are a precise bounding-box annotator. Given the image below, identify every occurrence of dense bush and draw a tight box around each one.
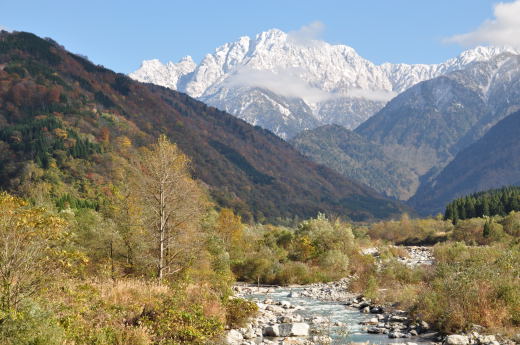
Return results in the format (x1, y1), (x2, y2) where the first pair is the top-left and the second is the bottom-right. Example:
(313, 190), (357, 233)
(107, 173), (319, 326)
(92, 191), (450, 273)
(368, 214), (452, 245)
(229, 213), (360, 285)
(225, 298), (258, 329)
(0, 301), (65, 345)
(140, 303), (224, 345)
(413, 243), (520, 333)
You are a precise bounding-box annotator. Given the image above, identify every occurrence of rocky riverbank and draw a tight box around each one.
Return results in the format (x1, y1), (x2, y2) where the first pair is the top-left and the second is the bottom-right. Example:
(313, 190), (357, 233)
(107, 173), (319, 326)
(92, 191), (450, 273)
(226, 247), (515, 345)
(226, 293), (331, 345)
(228, 278), (436, 345)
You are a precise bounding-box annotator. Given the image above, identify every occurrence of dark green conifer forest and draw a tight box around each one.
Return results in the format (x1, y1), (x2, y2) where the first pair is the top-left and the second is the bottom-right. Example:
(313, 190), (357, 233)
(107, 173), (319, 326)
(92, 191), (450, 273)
(445, 186), (520, 222)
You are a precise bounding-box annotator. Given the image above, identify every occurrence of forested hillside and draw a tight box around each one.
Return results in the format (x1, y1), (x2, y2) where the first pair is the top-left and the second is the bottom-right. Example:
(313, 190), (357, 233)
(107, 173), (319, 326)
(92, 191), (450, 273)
(411, 110), (520, 215)
(290, 124), (418, 200)
(0, 31), (406, 222)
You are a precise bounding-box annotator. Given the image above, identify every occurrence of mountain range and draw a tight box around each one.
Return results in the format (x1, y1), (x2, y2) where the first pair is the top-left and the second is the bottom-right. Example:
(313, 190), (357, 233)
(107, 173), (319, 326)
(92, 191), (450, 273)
(0, 31), (406, 222)
(130, 29), (516, 139)
(294, 51), (520, 213)
(410, 110), (520, 214)
(2, 29), (518, 219)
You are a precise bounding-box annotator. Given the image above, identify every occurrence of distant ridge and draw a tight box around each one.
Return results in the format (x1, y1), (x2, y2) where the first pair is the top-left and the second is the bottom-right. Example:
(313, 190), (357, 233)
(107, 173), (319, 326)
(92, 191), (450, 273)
(410, 110), (520, 215)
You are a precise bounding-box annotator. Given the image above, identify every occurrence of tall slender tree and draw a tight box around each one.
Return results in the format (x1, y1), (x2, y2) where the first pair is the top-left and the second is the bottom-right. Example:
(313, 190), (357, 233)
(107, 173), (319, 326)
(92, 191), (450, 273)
(131, 135), (205, 279)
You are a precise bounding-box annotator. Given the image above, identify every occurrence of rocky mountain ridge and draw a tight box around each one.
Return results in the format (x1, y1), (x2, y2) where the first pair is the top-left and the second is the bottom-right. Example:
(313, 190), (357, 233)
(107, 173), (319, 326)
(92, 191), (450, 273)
(356, 52), (520, 202)
(130, 29), (516, 138)
(291, 52), (520, 204)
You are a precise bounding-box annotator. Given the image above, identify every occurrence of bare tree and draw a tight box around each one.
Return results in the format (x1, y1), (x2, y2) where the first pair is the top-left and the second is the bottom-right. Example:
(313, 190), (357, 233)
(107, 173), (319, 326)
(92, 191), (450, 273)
(131, 135), (205, 279)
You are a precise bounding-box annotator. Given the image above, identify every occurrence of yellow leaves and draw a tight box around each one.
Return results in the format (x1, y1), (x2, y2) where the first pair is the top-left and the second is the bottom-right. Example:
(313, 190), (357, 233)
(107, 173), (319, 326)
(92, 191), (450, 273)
(215, 208), (244, 248)
(0, 192), (74, 310)
(116, 136), (132, 150)
(0, 192), (68, 242)
(0, 191), (28, 208)
(53, 127), (68, 139)
(292, 235), (315, 262)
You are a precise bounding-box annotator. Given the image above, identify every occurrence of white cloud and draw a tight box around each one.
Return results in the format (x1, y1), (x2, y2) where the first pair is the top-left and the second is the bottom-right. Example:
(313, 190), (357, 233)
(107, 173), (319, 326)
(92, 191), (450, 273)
(446, 0), (520, 48)
(0, 25), (10, 32)
(225, 67), (334, 104)
(224, 67), (396, 104)
(347, 88), (397, 102)
(287, 21), (325, 46)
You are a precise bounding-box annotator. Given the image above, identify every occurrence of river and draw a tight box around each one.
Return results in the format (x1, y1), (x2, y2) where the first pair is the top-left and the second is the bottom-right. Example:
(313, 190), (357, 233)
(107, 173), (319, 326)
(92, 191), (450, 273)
(238, 284), (436, 345)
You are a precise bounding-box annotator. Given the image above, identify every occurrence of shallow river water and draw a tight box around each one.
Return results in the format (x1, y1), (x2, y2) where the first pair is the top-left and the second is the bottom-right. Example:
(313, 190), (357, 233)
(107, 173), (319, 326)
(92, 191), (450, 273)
(243, 286), (434, 345)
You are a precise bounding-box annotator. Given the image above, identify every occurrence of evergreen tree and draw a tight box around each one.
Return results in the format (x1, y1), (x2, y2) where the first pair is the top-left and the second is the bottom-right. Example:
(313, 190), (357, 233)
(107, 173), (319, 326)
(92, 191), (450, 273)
(444, 186), (520, 221)
(483, 220), (491, 238)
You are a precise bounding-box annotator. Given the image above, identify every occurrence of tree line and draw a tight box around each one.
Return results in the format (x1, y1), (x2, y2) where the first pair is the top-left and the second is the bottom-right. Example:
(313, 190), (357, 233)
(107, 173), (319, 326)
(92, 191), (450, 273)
(444, 186), (520, 222)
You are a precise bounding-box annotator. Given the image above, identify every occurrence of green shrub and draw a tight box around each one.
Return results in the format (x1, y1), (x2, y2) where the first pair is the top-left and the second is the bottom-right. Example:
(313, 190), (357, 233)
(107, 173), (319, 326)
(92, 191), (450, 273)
(318, 249), (349, 275)
(0, 301), (65, 345)
(363, 274), (379, 300)
(225, 298), (258, 328)
(274, 261), (313, 285)
(141, 302), (224, 345)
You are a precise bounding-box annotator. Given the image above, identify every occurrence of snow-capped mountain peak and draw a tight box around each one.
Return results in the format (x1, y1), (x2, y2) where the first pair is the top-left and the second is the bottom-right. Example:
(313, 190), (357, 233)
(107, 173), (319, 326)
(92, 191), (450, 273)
(129, 29), (518, 138)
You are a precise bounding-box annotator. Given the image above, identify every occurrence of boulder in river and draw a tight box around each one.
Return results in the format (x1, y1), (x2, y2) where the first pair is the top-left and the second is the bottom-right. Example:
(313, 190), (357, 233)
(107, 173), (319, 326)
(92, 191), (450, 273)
(263, 323), (310, 337)
(445, 334), (470, 345)
(309, 316), (329, 324)
(389, 331), (411, 338)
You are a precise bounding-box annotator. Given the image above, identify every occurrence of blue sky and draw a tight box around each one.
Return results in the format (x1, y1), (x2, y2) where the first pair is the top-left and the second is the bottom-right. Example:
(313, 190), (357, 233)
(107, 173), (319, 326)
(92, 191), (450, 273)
(0, 0), (511, 73)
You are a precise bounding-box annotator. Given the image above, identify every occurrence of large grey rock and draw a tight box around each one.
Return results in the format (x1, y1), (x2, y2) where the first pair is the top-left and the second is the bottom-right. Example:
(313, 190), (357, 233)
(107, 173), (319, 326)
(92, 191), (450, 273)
(389, 331), (406, 338)
(370, 306), (384, 314)
(262, 323), (310, 337)
(367, 327), (386, 334)
(226, 329), (243, 344)
(241, 327), (256, 339)
(420, 320), (430, 330)
(445, 335), (470, 345)
(289, 323), (310, 336)
(263, 325), (281, 337)
(477, 335), (496, 344)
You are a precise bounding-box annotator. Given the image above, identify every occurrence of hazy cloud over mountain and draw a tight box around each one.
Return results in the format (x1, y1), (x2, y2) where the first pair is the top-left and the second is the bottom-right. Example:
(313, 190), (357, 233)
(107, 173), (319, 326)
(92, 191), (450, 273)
(347, 88), (397, 102)
(225, 66), (335, 104)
